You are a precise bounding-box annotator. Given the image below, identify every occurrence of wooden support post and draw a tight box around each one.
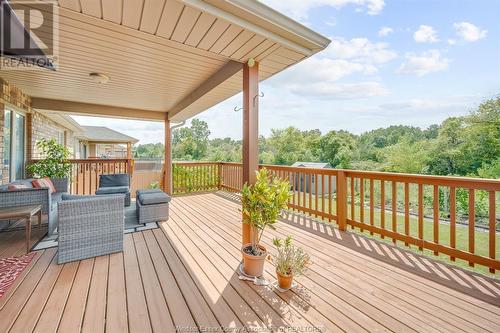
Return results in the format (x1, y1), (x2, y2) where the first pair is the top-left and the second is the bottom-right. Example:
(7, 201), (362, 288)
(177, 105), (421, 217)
(336, 170), (347, 231)
(242, 60), (259, 246)
(163, 115), (172, 195)
(126, 142), (132, 159)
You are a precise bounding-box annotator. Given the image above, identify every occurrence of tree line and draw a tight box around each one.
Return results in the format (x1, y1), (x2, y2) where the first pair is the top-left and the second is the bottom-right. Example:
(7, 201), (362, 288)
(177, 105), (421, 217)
(134, 97), (500, 179)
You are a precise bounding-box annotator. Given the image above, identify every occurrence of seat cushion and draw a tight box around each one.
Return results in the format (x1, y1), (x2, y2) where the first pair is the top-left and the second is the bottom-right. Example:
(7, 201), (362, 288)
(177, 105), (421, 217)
(96, 186), (130, 195)
(62, 194), (100, 201)
(139, 192), (171, 205)
(99, 174), (129, 187)
(136, 189), (162, 197)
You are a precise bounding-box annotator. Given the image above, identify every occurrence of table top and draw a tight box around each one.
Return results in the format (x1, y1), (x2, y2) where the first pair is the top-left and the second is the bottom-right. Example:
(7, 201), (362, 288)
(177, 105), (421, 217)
(0, 205), (42, 219)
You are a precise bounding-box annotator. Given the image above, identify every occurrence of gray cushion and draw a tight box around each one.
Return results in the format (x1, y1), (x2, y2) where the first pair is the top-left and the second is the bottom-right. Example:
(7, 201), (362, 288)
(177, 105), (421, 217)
(139, 193), (171, 205)
(99, 174), (129, 187)
(62, 194), (97, 201)
(0, 179), (36, 191)
(96, 186), (130, 195)
(136, 189), (162, 197)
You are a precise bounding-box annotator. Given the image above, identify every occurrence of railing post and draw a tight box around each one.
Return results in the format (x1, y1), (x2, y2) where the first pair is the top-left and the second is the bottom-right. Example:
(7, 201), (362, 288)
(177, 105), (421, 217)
(336, 170), (347, 231)
(218, 163), (223, 190)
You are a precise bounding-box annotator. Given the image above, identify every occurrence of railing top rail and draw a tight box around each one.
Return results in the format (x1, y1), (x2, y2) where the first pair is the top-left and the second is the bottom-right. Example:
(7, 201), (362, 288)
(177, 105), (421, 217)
(174, 162), (220, 166)
(29, 159), (132, 163)
(342, 169), (500, 191)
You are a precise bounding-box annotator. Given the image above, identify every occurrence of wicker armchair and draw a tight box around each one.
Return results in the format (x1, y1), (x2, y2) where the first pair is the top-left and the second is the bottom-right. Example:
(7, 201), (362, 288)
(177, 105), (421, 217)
(57, 195), (124, 264)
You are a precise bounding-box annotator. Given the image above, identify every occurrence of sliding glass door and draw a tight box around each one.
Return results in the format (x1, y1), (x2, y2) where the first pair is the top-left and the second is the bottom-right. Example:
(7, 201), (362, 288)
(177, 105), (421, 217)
(3, 109), (25, 181)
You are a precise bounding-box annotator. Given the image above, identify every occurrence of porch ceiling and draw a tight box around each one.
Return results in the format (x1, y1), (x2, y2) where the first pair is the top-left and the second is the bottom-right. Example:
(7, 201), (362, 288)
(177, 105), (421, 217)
(0, 0), (330, 121)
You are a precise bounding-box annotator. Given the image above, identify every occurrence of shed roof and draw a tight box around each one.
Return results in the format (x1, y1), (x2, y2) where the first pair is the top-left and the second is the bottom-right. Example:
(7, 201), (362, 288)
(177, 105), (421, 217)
(291, 162), (330, 168)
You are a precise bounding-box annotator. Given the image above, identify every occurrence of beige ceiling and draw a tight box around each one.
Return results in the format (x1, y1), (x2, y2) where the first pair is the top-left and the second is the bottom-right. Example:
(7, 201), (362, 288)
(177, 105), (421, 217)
(0, 0), (330, 121)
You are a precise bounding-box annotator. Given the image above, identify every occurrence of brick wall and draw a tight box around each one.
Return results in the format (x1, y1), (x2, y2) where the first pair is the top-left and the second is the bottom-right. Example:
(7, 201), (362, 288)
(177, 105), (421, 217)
(30, 110), (77, 159)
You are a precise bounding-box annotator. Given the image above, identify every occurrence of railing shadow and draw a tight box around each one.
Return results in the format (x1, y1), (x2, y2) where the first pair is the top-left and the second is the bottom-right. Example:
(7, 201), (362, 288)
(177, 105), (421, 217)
(214, 190), (500, 307)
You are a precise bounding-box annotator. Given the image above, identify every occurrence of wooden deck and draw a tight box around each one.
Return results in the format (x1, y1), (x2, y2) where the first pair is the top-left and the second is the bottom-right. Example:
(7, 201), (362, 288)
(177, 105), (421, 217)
(1, 192), (499, 332)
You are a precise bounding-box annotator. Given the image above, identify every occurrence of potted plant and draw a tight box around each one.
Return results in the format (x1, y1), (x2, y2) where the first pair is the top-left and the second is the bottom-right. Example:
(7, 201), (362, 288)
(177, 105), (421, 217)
(272, 236), (311, 290)
(241, 168), (290, 277)
(27, 138), (71, 188)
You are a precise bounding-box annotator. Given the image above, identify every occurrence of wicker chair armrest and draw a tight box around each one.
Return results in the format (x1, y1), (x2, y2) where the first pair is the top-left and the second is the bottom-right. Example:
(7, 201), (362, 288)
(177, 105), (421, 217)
(0, 187), (51, 213)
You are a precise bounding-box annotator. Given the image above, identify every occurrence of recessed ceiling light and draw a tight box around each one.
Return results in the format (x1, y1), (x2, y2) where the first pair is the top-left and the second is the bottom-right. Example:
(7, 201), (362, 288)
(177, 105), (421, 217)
(89, 72), (109, 84)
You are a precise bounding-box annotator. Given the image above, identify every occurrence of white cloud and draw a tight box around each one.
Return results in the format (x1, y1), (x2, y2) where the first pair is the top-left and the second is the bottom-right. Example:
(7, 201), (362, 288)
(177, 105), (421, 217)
(453, 22), (487, 42)
(413, 25), (439, 43)
(290, 81), (390, 99)
(329, 37), (398, 64)
(266, 37), (396, 100)
(378, 27), (393, 37)
(396, 50), (450, 76)
(261, 0), (385, 21)
(447, 39), (456, 45)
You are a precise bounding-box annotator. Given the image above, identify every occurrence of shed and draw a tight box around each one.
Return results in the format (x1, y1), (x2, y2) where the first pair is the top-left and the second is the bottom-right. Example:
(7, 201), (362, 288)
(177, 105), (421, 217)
(291, 162), (334, 195)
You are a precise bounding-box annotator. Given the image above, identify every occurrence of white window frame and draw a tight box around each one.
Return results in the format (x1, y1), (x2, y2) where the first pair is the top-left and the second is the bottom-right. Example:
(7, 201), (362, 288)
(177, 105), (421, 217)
(4, 105), (27, 181)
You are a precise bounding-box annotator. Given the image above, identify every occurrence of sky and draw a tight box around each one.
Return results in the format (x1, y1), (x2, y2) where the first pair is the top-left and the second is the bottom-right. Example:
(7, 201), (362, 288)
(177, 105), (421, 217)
(74, 0), (500, 144)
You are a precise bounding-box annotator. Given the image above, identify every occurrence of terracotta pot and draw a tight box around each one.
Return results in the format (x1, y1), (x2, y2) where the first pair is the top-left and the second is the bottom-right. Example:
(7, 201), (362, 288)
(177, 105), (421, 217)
(276, 271), (293, 290)
(241, 243), (267, 277)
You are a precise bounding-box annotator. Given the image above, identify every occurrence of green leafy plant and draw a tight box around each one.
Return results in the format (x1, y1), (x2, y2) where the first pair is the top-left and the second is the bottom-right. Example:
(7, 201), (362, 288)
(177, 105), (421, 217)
(149, 181), (160, 189)
(272, 236), (311, 277)
(27, 139), (71, 179)
(241, 168), (290, 255)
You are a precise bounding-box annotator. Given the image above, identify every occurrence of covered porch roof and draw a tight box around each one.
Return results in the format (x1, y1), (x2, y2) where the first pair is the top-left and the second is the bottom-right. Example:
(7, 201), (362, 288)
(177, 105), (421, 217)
(1, 0), (330, 122)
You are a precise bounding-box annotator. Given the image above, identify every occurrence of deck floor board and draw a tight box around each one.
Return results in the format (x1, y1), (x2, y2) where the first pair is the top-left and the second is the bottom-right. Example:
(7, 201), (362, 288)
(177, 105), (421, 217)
(0, 192), (498, 333)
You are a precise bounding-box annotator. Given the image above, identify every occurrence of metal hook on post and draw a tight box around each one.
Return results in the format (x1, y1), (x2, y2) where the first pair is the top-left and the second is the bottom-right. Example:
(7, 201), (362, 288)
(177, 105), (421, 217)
(234, 106), (243, 112)
(253, 91), (264, 107)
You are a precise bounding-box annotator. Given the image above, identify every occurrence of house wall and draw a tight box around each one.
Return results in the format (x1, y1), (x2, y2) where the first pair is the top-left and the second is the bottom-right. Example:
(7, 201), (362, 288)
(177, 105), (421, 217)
(30, 110), (77, 159)
(0, 79), (77, 185)
(0, 79), (31, 185)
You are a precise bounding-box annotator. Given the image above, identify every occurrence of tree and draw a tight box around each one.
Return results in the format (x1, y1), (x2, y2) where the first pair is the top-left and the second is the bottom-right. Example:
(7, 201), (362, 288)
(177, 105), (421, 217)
(318, 130), (355, 168)
(134, 143), (164, 158)
(382, 137), (430, 173)
(172, 119), (210, 160)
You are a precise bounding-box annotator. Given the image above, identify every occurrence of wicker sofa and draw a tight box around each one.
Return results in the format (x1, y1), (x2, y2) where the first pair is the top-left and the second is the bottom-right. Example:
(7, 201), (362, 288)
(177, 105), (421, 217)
(58, 194), (124, 264)
(0, 178), (68, 236)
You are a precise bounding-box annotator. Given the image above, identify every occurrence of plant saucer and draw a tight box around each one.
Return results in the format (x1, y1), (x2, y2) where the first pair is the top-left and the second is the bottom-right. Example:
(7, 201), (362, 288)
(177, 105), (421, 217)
(238, 263), (259, 278)
(270, 281), (298, 292)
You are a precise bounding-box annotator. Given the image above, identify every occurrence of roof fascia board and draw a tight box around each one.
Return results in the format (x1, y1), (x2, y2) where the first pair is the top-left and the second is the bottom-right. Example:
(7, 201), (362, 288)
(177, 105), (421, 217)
(182, 0), (322, 56)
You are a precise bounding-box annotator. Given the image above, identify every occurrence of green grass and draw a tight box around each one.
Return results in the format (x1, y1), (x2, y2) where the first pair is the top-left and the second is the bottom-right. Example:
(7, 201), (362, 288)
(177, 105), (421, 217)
(288, 190), (499, 276)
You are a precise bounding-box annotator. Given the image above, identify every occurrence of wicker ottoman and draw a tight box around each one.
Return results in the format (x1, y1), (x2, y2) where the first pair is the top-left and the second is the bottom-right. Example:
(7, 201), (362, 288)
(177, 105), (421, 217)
(136, 190), (171, 224)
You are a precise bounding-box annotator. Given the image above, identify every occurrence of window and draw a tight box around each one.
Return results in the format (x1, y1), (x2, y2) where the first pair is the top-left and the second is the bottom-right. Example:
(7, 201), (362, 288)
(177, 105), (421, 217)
(57, 130), (65, 145)
(3, 109), (25, 181)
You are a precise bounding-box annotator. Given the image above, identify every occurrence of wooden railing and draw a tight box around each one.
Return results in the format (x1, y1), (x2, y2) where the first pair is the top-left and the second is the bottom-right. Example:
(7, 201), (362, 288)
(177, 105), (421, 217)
(29, 159), (499, 272)
(27, 159), (133, 195)
(67, 159), (133, 195)
(171, 161), (500, 273)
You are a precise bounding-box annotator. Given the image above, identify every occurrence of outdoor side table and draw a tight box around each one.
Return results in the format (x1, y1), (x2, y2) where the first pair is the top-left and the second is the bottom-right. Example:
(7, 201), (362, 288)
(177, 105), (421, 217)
(0, 205), (43, 253)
